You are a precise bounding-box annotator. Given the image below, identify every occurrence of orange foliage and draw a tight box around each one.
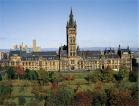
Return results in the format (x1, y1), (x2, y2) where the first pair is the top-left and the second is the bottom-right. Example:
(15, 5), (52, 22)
(15, 65), (24, 78)
(74, 91), (92, 106)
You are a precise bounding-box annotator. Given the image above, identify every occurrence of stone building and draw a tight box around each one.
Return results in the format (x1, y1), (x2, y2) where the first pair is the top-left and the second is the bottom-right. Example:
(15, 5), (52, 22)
(0, 9), (132, 71)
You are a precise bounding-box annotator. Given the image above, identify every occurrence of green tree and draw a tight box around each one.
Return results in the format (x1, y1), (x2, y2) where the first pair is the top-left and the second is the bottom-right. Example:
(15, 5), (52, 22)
(24, 69), (31, 80)
(31, 70), (38, 80)
(0, 86), (12, 104)
(44, 72), (58, 83)
(18, 96), (26, 105)
(84, 70), (101, 83)
(7, 67), (15, 79)
(129, 71), (137, 82)
(0, 73), (2, 81)
(47, 87), (74, 106)
(92, 91), (106, 106)
(24, 69), (38, 80)
(101, 69), (114, 82)
(130, 83), (138, 102)
(114, 68), (128, 82)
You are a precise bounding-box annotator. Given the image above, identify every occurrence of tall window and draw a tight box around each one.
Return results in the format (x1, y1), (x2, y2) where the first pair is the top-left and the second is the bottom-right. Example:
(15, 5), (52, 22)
(71, 60), (74, 64)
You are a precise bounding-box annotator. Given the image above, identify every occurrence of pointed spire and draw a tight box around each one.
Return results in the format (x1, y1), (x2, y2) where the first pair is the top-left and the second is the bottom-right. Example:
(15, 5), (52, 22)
(118, 44), (121, 50)
(67, 8), (76, 28)
(70, 8), (73, 17)
(127, 45), (129, 50)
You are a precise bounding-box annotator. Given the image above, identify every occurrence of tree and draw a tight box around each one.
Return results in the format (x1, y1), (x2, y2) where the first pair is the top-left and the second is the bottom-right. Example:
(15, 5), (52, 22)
(84, 69), (114, 83)
(0, 86), (12, 104)
(101, 69), (114, 82)
(0, 74), (2, 81)
(24, 69), (38, 80)
(114, 68), (128, 82)
(46, 87), (74, 106)
(84, 70), (101, 83)
(105, 86), (137, 106)
(15, 65), (24, 79)
(18, 96), (26, 105)
(31, 70), (38, 80)
(129, 71), (137, 82)
(7, 67), (15, 79)
(24, 69), (31, 80)
(92, 81), (106, 106)
(84, 74), (92, 84)
(74, 91), (92, 106)
(130, 84), (138, 102)
(44, 72), (58, 84)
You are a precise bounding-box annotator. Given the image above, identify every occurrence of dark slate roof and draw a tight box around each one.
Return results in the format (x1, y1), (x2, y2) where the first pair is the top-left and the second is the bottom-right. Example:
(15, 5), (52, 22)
(9, 50), (26, 57)
(78, 51), (101, 59)
(31, 51), (57, 56)
(104, 49), (115, 54)
(21, 55), (59, 61)
(43, 56), (59, 60)
(9, 50), (59, 60)
(22, 56), (39, 61)
(121, 49), (130, 53)
(105, 54), (119, 58)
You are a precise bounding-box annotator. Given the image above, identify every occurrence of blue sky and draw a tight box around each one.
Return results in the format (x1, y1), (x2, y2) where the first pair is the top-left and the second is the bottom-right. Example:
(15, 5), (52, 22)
(0, 0), (138, 49)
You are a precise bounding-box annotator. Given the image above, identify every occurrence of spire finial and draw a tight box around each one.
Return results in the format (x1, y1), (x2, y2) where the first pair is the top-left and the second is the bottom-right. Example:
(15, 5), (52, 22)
(70, 7), (73, 17)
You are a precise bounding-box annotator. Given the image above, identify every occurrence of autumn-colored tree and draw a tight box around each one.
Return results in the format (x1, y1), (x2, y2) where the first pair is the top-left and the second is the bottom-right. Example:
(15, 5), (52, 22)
(74, 91), (92, 106)
(105, 87), (138, 106)
(92, 81), (107, 106)
(15, 65), (24, 79)
(46, 87), (74, 106)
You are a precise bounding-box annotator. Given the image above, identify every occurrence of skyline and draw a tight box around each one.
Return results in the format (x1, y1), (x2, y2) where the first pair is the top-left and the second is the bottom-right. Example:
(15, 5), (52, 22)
(0, 0), (138, 49)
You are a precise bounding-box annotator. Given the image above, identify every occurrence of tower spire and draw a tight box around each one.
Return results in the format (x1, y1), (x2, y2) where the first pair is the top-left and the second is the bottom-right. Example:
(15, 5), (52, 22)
(70, 8), (73, 17)
(67, 8), (76, 28)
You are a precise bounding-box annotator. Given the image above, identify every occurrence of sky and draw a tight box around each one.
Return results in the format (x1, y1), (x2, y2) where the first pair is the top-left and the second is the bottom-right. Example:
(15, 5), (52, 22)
(0, 0), (138, 49)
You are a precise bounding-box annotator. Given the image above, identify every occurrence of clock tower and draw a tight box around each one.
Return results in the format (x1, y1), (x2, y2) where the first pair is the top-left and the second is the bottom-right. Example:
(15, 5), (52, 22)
(66, 9), (77, 57)
(66, 9), (79, 71)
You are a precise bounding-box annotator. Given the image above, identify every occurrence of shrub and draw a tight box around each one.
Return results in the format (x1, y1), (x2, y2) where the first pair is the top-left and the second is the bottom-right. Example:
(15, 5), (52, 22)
(18, 96), (26, 105)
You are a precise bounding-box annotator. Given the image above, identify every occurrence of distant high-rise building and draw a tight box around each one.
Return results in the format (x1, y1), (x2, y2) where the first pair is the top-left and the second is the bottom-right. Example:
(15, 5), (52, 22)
(33, 40), (36, 50)
(32, 39), (40, 52)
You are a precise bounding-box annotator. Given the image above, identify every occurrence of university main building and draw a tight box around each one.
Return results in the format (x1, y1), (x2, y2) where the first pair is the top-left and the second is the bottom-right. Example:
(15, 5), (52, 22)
(1, 10), (132, 71)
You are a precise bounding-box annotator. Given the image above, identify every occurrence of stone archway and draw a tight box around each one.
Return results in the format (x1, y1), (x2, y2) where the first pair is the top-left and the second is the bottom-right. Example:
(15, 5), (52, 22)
(71, 66), (75, 70)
